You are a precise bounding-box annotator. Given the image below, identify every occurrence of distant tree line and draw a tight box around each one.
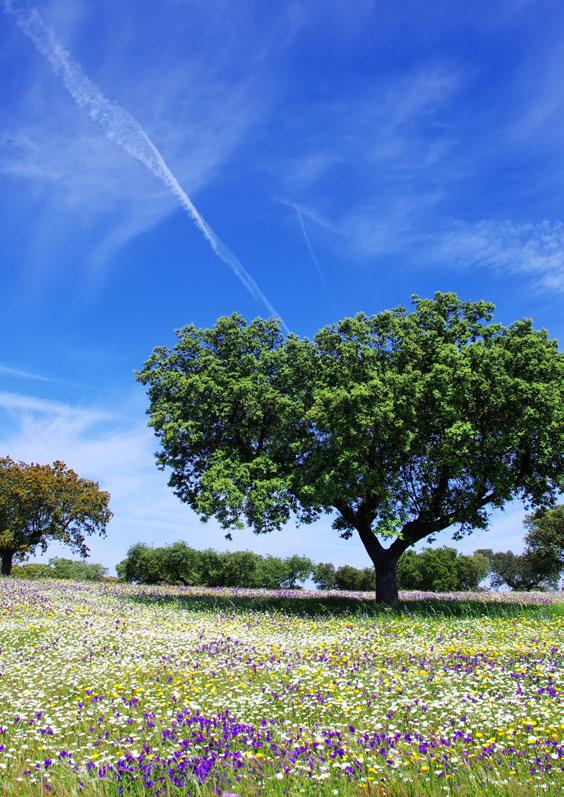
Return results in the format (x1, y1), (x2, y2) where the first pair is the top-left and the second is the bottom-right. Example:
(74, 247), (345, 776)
(11, 557), (108, 581)
(115, 543), (314, 589)
(113, 542), (491, 592)
(316, 548), (492, 592)
(10, 506), (561, 591)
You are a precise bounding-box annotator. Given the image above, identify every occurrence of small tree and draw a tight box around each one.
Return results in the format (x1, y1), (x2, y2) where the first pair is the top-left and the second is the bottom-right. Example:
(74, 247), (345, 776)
(117, 543), (199, 585)
(478, 505), (563, 591)
(255, 555), (288, 589)
(47, 557), (108, 581)
(197, 549), (225, 587)
(0, 458), (111, 576)
(456, 550), (490, 590)
(279, 555), (314, 589)
(523, 505), (563, 585)
(138, 294), (562, 605)
(12, 557), (107, 581)
(161, 541), (203, 586)
(313, 562), (337, 590)
(10, 563), (51, 580)
(483, 550), (548, 591)
(334, 565), (375, 591)
(397, 547), (490, 591)
(220, 550), (262, 587)
(116, 543), (158, 583)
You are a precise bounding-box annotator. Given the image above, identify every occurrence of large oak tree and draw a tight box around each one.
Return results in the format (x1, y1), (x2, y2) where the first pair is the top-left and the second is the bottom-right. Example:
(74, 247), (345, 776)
(137, 293), (562, 605)
(0, 458), (112, 575)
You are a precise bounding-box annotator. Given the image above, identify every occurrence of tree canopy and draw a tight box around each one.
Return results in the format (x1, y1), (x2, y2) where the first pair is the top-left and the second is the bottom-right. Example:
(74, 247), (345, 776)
(313, 548), (490, 592)
(396, 547), (490, 592)
(478, 504), (563, 591)
(138, 293), (562, 605)
(0, 458), (112, 576)
(11, 557), (108, 582)
(522, 504), (563, 585)
(116, 541), (314, 589)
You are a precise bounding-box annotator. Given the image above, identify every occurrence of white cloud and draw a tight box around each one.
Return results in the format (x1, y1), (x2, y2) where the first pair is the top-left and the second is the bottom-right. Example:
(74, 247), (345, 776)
(0, 387), (349, 569)
(283, 199), (564, 293)
(276, 64), (460, 196)
(269, 39), (564, 295)
(430, 219), (564, 291)
(0, 390), (111, 422)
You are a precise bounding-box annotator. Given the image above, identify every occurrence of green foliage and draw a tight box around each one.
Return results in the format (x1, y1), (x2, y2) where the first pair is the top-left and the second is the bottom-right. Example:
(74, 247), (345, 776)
(397, 547), (490, 591)
(477, 505), (563, 591)
(486, 550), (545, 591)
(115, 543), (164, 585)
(523, 504), (563, 584)
(117, 543), (493, 593)
(116, 542), (314, 589)
(332, 564), (375, 591)
(137, 293), (562, 604)
(11, 557), (108, 581)
(0, 457), (112, 576)
(280, 554), (315, 588)
(9, 563), (51, 580)
(218, 549), (261, 587)
(456, 550), (491, 589)
(313, 562), (337, 590)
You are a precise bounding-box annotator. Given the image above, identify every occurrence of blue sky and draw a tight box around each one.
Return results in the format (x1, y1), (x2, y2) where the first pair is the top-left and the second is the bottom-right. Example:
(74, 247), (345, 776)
(0, 0), (562, 573)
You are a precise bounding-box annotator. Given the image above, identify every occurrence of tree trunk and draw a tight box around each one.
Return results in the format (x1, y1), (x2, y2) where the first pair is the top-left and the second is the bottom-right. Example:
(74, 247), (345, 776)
(1, 550), (14, 576)
(374, 553), (399, 607)
(354, 521), (401, 608)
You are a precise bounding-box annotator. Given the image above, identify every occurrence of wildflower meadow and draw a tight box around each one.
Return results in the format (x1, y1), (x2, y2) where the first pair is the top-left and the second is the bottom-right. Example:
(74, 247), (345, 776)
(0, 579), (562, 796)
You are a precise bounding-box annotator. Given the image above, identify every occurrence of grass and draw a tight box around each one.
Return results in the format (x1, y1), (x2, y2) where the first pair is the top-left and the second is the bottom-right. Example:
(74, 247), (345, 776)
(126, 590), (562, 619)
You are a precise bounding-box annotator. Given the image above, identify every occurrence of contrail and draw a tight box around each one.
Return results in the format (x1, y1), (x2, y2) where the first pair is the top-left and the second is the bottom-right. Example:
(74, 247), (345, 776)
(0, 364), (52, 382)
(293, 204), (339, 317)
(277, 198), (338, 318)
(4, 1), (289, 333)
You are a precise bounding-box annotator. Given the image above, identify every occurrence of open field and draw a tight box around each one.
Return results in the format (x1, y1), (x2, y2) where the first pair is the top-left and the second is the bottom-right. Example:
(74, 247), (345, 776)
(0, 580), (562, 796)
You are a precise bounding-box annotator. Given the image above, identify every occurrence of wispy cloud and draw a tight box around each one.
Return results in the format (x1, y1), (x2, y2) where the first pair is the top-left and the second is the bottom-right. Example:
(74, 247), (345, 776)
(271, 52), (564, 293)
(429, 219), (564, 291)
(0, 0), (273, 304)
(0, 364), (52, 382)
(277, 198), (339, 316)
(269, 63), (463, 267)
(3, 1), (287, 328)
(0, 389), (357, 570)
(278, 64), (461, 195)
(0, 390), (111, 423)
(311, 207), (564, 291)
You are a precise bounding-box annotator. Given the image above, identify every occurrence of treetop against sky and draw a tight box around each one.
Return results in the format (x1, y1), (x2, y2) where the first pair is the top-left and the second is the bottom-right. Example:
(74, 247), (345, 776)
(0, 1), (562, 571)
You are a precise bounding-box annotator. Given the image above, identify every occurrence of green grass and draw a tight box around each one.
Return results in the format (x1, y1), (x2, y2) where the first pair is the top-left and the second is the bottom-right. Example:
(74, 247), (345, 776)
(127, 590), (561, 620)
(1, 764), (562, 797)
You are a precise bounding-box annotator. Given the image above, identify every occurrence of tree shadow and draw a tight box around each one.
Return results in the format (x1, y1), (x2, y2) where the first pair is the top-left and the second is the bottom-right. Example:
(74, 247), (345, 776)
(122, 590), (559, 619)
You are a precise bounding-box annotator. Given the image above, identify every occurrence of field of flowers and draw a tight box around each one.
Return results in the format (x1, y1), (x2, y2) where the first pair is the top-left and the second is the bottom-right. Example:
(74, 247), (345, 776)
(0, 579), (562, 796)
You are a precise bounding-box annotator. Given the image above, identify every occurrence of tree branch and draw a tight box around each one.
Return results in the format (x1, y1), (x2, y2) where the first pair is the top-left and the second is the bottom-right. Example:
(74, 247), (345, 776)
(388, 489), (498, 558)
(334, 499), (384, 563)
